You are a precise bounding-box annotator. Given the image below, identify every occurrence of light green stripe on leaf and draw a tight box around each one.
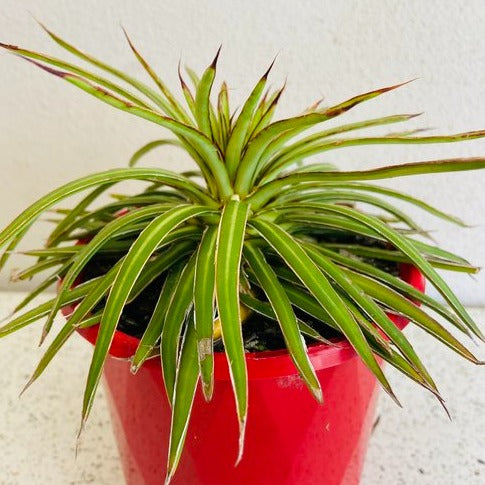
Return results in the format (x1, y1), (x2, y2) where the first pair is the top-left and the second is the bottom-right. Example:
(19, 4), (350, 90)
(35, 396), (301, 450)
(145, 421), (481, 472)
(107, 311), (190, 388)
(215, 199), (250, 463)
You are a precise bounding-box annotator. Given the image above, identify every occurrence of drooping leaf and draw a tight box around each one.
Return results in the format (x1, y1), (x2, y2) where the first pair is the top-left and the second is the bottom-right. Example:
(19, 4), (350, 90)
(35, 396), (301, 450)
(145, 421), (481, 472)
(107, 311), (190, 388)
(250, 218), (397, 402)
(81, 206), (211, 430)
(215, 199), (250, 463)
(243, 242), (322, 401)
(160, 253), (197, 401)
(165, 317), (199, 484)
(193, 226), (218, 400)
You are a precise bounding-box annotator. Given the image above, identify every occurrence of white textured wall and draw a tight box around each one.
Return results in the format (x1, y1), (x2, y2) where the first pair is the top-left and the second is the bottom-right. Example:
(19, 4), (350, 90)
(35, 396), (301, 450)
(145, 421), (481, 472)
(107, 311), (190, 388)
(0, 0), (484, 304)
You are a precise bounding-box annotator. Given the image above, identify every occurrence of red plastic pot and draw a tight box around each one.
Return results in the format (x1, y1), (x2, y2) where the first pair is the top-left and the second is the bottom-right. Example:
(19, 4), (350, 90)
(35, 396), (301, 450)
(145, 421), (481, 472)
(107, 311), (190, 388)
(64, 264), (425, 485)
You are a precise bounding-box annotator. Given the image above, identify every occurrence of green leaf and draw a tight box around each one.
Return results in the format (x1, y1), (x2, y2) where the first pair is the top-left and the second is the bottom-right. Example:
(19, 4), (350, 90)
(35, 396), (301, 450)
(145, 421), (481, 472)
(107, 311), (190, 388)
(122, 28), (192, 123)
(165, 317), (199, 485)
(22, 262), (122, 393)
(249, 158), (485, 209)
(33, 23), (175, 113)
(0, 167), (215, 252)
(178, 64), (197, 118)
(308, 243), (470, 335)
(243, 242), (322, 401)
(348, 271), (483, 363)
(305, 245), (436, 390)
(160, 253), (197, 401)
(47, 184), (114, 246)
(319, 243), (477, 274)
(215, 199), (250, 463)
(44, 204), (172, 343)
(21, 311), (102, 396)
(281, 211), (383, 241)
(127, 240), (196, 302)
(263, 130), (485, 180)
(13, 57), (232, 199)
(239, 293), (331, 344)
(0, 42), (155, 110)
(235, 81), (413, 195)
(13, 268), (68, 314)
(129, 139), (182, 167)
(193, 226), (218, 400)
(0, 228), (29, 272)
(14, 256), (67, 281)
(278, 275), (391, 353)
(81, 206), (211, 429)
(217, 82), (231, 149)
(250, 219), (396, 401)
(273, 182), (468, 227)
(131, 265), (184, 372)
(312, 204), (483, 339)
(0, 278), (100, 337)
(225, 60), (274, 179)
(195, 48), (220, 137)
(247, 83), (286, 141)
(280, 195), (428, 235)
(262, 113), (421, 175)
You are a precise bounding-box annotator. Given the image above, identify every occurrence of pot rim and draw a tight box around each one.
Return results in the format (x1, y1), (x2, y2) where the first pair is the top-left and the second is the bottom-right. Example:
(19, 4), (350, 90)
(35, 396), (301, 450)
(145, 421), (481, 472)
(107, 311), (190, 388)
(64, 263), (425, 379)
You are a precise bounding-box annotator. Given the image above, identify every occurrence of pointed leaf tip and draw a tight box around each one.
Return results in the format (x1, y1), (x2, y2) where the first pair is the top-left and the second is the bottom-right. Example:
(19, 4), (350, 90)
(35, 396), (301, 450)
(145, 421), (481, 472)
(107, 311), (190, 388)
(177, 59), (189, 87)
(120, 24), (132, 43)
(380, 78), (419, 94)
(313, 386), (324, 404)
(262, 55), (278, 80)
(211, 45), (222, 68)
(235, 417), (247, 466)
(30, 14), (50, 34)
(0, 42), (20, 51)
(17, 55), (67, 78)
(18, 375), (35, 398)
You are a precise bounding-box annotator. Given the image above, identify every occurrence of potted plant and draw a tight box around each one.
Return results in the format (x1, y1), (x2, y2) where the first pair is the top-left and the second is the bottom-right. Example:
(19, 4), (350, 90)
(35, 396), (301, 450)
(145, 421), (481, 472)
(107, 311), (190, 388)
(1, 26), (484, 485)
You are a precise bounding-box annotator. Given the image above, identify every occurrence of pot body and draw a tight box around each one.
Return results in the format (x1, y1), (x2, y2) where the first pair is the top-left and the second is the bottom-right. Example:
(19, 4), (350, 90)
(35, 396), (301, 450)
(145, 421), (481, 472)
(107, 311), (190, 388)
(103, 348), (380, 485)
(74, 264), (425, 485)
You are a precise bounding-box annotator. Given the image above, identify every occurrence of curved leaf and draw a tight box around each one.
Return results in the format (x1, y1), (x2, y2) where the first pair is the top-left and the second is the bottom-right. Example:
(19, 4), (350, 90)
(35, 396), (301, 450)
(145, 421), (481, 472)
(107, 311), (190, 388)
(249, 158), (485, 209)
(250, 218), (397, 401)
(193, 226), (218, 400)
(166, 317), (199, 484)
(313, 204), (483, 339)
(225, 61), (274, 178)
(215, 199), (250, 463)
(129, 139), (182, 167)
(81, 206), (211, 429)
(160, 253), (197, 401)
(243, 242), (322, 401)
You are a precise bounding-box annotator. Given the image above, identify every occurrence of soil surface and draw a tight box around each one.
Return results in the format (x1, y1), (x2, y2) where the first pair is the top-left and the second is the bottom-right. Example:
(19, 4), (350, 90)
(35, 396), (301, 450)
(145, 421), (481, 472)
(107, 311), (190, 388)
(81, 236), (400, 352)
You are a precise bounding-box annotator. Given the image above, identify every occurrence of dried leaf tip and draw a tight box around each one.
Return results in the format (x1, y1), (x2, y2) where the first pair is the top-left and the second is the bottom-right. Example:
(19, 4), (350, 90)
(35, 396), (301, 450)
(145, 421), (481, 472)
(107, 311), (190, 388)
(272, 78), (287, 104)
(177, 58), (187, 87)
(120, 24), (134, 45)
(34, 17), (62, 43)
(262, 55), (278, 80)
(210, 44), (222, 69)
(18, 55), (68, 78)
(376, 78), (419, 95)
(0, 42), (19, 51)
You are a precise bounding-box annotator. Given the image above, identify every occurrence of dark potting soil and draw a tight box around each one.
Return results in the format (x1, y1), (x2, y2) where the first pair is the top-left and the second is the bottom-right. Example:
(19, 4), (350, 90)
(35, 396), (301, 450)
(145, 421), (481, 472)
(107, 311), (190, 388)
(81, 235), (400, 352)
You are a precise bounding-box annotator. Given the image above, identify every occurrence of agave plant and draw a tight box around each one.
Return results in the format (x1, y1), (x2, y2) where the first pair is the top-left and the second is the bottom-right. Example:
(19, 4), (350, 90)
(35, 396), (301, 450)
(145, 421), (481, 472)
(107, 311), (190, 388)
(1, 25), (485, 483)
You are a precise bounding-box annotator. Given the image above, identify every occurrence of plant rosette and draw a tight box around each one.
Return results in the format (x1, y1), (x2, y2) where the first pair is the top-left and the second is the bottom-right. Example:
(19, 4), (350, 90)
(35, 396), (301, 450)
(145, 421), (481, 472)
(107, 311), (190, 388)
(1, 23), (484, 485)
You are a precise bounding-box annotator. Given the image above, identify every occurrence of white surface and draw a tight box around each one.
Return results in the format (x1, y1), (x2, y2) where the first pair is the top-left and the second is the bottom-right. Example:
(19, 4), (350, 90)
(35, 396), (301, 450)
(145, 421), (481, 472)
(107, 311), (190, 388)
(0, 1), (485, 303)
(0, 291), (484, 484)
